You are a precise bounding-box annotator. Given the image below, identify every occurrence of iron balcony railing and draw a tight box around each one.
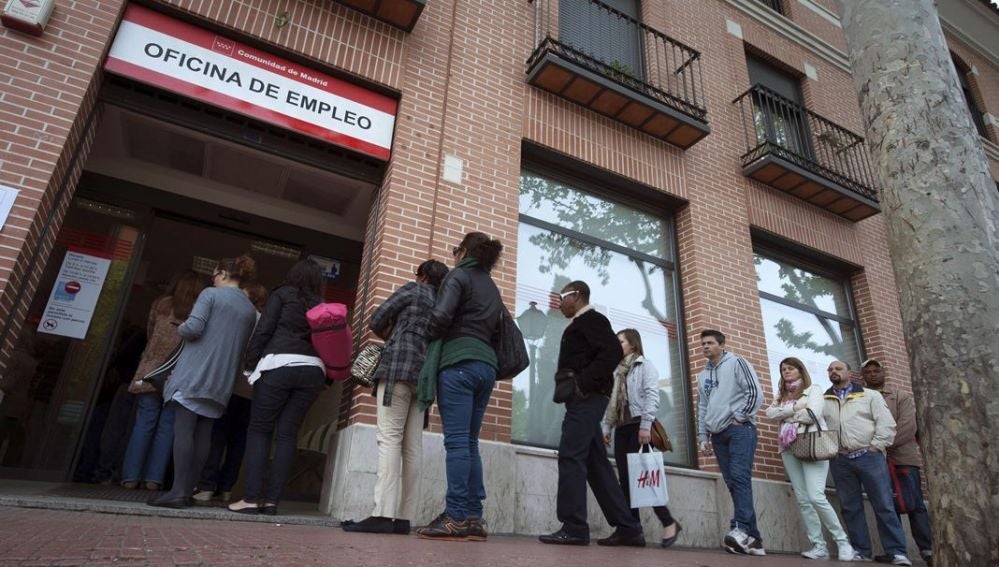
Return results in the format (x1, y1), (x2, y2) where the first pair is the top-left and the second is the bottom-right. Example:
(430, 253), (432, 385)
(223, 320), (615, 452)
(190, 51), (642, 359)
(734, 84), (878, 201)
(528, 0), (708, 123)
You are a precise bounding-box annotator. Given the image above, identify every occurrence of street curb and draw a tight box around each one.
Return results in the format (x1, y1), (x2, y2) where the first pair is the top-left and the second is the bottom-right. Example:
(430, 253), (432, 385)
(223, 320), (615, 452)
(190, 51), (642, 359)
(0, 495), (340, 527)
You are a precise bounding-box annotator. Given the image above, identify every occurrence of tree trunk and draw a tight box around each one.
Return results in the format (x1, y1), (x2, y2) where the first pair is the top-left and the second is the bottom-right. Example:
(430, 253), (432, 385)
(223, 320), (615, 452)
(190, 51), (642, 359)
(838, 2), (999, 565)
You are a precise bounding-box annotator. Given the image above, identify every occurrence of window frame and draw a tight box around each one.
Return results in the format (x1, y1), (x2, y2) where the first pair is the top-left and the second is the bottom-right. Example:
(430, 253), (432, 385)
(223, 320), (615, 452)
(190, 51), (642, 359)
(515, 163), (696, 467)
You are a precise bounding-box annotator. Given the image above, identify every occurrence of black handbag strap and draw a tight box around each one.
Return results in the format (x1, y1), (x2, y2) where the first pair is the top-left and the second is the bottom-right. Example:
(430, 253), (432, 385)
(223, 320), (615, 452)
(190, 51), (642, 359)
(804, 408), (823, 433)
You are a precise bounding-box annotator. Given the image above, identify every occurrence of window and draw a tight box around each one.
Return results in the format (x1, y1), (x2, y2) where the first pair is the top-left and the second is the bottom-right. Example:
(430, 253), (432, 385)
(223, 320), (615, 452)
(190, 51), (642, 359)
(513, 169), (693, 466)
(952, 55), (988, 138)
(560, 0), (645, 81)
(747, 55), (812, 159)
(754, 250), (863, 394)
(756, 0), (785, 14)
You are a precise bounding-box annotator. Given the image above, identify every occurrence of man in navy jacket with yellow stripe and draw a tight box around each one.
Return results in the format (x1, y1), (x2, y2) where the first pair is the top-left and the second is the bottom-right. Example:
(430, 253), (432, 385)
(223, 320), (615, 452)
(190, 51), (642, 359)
(696, 329), (764, 556)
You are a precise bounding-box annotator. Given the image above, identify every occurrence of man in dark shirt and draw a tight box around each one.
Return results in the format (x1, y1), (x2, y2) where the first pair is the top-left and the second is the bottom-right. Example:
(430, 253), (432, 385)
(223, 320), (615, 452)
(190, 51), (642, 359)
(538, 281), (645, 547)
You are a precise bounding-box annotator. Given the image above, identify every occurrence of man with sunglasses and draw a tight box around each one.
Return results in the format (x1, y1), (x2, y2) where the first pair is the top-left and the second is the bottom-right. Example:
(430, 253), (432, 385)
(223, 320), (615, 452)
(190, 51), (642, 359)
(539, 281), (645, 548)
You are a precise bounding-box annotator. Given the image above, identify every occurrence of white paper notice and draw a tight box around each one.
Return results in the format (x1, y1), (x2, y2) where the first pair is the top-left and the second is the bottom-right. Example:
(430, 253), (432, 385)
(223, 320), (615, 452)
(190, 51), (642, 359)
(38, 252), (112, 340)
(0, 184), (20, 232)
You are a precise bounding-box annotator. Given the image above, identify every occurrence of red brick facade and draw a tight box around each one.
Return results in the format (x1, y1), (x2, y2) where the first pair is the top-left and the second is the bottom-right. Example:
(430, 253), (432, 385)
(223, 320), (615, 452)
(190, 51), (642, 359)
(1, 0), (996, 481)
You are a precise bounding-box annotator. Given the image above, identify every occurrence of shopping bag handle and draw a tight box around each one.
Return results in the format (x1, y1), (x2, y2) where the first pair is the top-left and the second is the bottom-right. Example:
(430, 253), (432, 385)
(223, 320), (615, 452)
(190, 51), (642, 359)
(640, 443), (661, 454)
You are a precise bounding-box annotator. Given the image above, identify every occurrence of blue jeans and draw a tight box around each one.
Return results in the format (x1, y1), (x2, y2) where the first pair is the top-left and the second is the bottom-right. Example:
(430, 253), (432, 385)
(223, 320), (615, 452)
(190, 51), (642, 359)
(436, 360), (496, 521)
(120, 393), (175, 485)
(830, 451), (908, 557)
(711, 422), (761, 541)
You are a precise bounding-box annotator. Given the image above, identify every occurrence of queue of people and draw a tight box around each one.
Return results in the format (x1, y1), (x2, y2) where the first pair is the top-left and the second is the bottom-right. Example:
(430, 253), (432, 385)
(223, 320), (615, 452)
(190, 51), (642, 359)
(107, 232), (933, 564)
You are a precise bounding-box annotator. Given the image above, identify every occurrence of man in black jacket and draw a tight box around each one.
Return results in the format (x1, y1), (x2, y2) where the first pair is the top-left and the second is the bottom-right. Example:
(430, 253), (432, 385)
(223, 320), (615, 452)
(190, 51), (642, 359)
(539, 281), (646, 547)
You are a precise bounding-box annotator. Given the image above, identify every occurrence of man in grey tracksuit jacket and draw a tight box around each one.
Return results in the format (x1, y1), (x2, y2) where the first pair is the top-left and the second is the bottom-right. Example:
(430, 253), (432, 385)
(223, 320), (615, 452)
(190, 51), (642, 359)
(696, 330), (764, 556)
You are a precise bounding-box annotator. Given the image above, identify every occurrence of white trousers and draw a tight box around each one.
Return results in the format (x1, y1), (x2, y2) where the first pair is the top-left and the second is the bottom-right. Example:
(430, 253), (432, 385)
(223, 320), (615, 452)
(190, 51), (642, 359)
(371, 382), (424, 521)
(782, 451), (850, 548)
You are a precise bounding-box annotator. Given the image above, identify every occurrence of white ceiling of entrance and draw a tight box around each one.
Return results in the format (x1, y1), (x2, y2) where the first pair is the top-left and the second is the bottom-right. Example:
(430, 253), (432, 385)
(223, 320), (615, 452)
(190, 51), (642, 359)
(85, 106), (377, 241)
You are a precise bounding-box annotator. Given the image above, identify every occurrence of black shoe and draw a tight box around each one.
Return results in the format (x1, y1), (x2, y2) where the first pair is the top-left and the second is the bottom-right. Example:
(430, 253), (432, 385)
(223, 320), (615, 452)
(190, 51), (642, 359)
(393, 520), (411, 535)
(147, 495), (191, 509)
(539, 529), (589, 546)
(259, 505), (278, 516)
(597, 529), (646, 547)
(466, 518), (487, 542)
(875, 555), (893, 564)
(416, 513), (469, 541)
(661, 522), (682, 548)
(342, 516), (396, 533)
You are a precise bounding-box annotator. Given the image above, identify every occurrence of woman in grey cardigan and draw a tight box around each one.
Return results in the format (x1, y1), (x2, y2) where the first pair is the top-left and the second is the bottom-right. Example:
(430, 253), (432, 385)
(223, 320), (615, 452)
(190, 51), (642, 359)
(603, 328), (681, 548)
(148, 255), (258, 509)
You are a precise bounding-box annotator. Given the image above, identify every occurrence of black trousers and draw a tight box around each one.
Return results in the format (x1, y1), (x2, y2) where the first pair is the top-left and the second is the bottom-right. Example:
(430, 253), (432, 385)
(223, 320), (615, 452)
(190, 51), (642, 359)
(556, 395), (642, 538)
(613, 421), (675, 527)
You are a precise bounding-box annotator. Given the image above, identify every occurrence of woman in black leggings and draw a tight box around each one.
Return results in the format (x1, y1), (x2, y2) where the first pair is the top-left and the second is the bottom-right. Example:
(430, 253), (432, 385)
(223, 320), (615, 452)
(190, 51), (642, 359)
(148, 255), (258, 508)
(228, 259), (326, 516)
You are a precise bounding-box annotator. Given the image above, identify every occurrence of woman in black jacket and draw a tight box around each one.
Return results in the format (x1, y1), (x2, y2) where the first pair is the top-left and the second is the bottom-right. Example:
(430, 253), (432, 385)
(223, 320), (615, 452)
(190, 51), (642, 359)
(228, 259), (325, 515)
(416, 232), (503, 541)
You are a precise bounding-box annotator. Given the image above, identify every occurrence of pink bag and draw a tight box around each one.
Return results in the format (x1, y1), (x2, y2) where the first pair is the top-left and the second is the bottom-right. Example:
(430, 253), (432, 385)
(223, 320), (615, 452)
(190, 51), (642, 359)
(306, 303), (353, 381)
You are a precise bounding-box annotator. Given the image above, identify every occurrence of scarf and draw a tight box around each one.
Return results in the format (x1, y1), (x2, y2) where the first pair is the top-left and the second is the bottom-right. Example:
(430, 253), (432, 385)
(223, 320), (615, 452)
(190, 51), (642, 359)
(778, 399), (799, 451)
(416, 257), (479, 412)
(606, 352), (640, 428)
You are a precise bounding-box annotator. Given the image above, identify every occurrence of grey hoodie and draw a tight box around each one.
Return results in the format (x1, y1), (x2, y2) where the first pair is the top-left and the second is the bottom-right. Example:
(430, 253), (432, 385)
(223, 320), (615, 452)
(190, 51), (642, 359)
(696, 351), (763, 442)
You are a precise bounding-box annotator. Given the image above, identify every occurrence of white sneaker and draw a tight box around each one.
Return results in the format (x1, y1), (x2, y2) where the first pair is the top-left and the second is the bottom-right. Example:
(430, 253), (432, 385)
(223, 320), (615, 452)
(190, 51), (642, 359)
(723, 528), (751, 554)
(747, 539), (766, 556)
(891, 555), (912, 566)
(836, 541), (857, 561)
(192, 490), (213, 502)
(802, 545), (829, 559)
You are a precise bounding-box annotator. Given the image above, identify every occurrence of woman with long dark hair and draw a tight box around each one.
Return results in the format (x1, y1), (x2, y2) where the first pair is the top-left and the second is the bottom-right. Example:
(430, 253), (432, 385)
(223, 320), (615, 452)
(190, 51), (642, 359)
(603, 328), (681, 547)
(343, 259), (449, 534)
(147, 255), (258, 509)
(122, 270), (205, 491)
(228, 259), (327, 516)
(416, 232), (503, 541)
(764, 357), (856, 561)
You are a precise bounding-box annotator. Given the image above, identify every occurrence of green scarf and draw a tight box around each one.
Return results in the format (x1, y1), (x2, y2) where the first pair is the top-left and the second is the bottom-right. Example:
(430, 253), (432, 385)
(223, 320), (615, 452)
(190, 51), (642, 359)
(416, 257), (479, 412)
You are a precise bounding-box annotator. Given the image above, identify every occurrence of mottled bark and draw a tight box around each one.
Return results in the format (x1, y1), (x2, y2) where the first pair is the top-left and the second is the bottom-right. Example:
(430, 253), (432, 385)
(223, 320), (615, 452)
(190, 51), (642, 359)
(838, 2), (999, 566)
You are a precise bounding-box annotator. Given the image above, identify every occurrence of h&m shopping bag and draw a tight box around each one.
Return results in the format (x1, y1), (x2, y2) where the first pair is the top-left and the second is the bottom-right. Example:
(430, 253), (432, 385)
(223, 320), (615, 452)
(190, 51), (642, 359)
(627, 445), (669, 508)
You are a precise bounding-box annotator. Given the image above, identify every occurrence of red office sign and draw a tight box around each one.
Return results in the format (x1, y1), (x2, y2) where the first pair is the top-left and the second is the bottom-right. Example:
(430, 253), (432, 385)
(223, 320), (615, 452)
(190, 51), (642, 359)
(105, 5), (397, 160)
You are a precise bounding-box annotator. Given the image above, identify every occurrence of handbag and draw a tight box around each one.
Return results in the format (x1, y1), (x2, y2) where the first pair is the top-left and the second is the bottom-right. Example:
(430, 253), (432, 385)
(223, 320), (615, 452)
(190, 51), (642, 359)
(788, 408), (839, 461)
(140, 341), (184, 393)
(553, 369), (587, 404)
(627, 445), (669, 508)
(650, 419), (673, 452)
(492, 307), (529, 380)
(350, 343), (383, 388)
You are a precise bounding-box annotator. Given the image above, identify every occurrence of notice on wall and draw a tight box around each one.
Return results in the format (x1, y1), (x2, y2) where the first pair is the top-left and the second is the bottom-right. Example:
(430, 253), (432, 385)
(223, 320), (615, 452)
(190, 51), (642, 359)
(38, 252), (112, 340)
(104, 4), (397, 160)
(0, 184), (19, 232)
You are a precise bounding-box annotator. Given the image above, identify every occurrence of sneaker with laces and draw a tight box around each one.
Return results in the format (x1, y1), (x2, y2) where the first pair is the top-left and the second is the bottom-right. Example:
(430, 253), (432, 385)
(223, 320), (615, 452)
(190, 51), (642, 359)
(802, 545), (829, 559)
(891, 555), (912, 566)
(723, 528), (751, 554)
(466, 518), (487, 541)
(836, 541), (857, 561)
(747, 539), (766, 556)
(853, 554), (874, 562)
(416, 513), (469, 541)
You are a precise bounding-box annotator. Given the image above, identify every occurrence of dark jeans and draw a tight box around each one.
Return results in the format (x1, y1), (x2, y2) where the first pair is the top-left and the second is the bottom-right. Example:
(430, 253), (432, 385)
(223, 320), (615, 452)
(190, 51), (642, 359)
(243, 365), (324, 505)
(894, 465), (932, 554)
(436, 360), (496, 521)
(711, 422), (761, 541)
(198, 395), (252, 493)
(830, 451), (908, 557)
(557, 395), (642, 538)
(613, 421), (675, 527)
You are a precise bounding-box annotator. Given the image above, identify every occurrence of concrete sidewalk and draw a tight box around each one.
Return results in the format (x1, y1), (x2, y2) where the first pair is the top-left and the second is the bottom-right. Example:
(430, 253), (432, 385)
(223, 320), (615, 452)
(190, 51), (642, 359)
(0, 506), (871, 567)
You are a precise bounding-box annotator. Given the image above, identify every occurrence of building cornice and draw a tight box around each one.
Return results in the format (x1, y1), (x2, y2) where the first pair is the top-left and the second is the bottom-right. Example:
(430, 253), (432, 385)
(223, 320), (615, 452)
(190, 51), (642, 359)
(796, 0), (841, 28)
(725, 0), (851, 73)
(982, 136), (999, 163)
(938, 0), (999, 69)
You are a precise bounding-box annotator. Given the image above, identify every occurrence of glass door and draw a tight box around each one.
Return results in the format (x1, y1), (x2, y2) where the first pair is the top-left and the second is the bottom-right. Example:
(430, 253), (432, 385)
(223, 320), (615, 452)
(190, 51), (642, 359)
(0, 198), (144, 481)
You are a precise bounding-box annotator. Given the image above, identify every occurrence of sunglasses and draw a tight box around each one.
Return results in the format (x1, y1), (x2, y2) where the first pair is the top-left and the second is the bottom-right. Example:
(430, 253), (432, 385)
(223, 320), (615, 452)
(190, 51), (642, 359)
(557, 290), (579, 302)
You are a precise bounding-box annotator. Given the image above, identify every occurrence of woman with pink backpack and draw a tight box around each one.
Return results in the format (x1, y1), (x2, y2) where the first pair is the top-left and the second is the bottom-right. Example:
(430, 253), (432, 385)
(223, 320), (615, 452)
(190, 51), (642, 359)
(228, 259), (326, 516)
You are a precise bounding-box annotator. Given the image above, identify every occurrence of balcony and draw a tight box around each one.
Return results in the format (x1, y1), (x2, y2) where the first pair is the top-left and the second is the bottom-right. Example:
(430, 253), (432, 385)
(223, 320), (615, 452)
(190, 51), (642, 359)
(332, 0), (426, 32)
(526, 0), (710, 149)
(734, 85), (880, 221)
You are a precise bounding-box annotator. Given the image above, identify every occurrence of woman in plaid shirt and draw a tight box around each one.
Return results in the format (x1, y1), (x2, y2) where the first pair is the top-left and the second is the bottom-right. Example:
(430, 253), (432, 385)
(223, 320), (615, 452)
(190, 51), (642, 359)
(343, 259), (449, 534)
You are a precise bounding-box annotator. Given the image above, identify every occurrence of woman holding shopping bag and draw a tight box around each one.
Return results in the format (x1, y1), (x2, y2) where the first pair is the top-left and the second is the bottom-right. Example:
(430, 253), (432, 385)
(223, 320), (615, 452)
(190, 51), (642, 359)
(603, 328), (681, 548)
(764, 357), (857, 561)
